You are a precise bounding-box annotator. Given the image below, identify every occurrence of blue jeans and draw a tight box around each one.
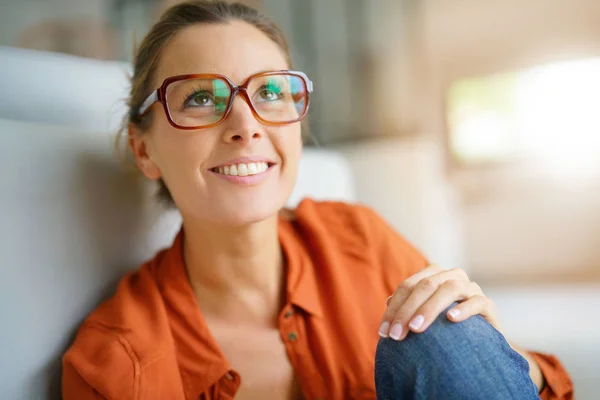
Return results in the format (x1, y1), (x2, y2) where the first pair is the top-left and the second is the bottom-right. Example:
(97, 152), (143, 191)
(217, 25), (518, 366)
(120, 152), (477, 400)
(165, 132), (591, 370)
(374, 305), (539, 400)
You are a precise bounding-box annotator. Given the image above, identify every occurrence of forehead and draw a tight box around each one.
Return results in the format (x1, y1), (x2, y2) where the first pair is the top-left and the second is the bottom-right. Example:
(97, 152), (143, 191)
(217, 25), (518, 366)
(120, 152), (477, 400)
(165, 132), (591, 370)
(154, 20), (289, 86)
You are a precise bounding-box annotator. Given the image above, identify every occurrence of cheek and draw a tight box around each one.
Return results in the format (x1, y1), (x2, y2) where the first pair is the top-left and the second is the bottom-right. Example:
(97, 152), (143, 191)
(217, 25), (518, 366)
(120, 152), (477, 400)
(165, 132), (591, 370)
(147, 122), (213, 177)
(278, 127), (303, 187)
(281, 125), (303, 161)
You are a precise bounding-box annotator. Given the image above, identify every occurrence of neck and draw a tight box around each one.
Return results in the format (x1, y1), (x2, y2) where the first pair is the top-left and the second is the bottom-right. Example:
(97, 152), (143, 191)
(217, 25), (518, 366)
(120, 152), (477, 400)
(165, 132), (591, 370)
(182, 214), (285, 325)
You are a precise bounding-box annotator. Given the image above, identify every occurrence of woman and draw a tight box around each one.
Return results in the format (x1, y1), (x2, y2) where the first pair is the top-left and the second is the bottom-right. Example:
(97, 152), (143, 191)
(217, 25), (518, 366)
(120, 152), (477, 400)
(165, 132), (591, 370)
(62, 1), (572, 399)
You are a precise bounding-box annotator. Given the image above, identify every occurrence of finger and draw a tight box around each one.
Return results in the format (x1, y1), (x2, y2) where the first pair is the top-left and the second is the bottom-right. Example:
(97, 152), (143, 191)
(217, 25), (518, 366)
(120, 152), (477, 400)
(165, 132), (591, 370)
(401, 264), (445, 287)
(386, 268), (472, 324)
(387, 276), (443, 339)
(379, 266), (441, 337)
(406, 280), (483, 334)
(447, 294), (500, 328)
(382, 268), (468, 340)
(393, 268), (470, 307)
(385, 265), (444, 312)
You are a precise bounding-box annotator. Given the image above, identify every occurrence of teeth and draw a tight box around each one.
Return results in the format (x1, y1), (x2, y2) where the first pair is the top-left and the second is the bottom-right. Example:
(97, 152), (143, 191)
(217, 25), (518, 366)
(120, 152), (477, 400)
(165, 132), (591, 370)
(248, 163), (257, 175)
(215, 162), (269, 176)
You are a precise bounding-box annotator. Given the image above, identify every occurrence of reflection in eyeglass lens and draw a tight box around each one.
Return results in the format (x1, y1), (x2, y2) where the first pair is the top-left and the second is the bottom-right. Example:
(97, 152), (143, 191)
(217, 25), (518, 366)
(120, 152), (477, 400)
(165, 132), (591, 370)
(166, 73), (307, 127)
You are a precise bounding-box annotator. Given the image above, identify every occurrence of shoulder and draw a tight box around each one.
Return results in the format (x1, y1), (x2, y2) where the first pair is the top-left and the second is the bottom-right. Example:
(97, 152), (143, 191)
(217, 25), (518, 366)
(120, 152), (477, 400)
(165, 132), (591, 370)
(83, 255), (169, 346)
(292, 198), (383, 237)
(62, 321), (139, 399)
(291, 198), (428, 283)
(63, 251), (173, 397)
(292, 198), (405, 250)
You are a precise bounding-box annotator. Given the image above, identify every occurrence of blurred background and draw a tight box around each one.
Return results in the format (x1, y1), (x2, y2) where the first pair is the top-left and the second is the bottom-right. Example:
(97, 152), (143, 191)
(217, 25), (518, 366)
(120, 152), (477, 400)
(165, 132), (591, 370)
(1, 0), (599, 398)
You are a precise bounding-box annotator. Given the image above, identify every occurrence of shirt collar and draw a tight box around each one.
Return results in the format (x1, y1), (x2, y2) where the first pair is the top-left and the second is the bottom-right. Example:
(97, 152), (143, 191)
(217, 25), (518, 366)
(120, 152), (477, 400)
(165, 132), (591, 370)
(279, 215), (324, 318)
(155, 229), (232, 398)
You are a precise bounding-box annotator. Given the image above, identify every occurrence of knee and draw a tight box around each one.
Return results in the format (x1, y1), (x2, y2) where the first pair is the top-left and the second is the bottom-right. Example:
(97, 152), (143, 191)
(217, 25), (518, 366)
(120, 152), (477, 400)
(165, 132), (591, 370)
(375, 307), (537, 399)
(376, 307), (509, 369)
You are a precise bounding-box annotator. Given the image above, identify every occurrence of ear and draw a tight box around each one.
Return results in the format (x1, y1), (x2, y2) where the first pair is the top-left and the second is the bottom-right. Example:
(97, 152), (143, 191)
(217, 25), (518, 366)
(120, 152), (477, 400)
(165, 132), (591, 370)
(128, 124), (162, 180)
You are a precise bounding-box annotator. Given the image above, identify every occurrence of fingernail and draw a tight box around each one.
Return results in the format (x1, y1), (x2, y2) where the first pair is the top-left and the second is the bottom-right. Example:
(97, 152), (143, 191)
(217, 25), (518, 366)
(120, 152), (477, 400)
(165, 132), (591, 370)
(389, 324), (403, 340)
(409, 315), (425, 330)
(448, 309), (461, 319)
(378, 321), (390, 337)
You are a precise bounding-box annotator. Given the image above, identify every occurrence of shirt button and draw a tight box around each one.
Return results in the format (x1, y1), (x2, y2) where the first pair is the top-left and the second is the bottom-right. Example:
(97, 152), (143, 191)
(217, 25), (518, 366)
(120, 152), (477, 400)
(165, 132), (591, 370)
(284, 309), (293, 318)
(287, 332), (298, 342)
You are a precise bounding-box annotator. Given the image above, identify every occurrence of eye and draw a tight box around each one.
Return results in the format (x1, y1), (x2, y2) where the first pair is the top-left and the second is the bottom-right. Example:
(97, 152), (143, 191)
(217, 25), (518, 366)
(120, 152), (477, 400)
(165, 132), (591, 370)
(184, 90), (214, 107)
(257, 85), (284, 102)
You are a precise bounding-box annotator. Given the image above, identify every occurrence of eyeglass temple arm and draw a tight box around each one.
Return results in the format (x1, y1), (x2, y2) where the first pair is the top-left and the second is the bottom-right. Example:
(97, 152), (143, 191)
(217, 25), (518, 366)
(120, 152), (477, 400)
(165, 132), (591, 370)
(138, 90), (159, 116)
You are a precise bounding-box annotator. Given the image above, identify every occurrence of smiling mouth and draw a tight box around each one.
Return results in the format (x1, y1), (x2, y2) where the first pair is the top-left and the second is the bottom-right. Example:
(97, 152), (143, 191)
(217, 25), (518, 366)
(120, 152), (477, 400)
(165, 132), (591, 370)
(210, 161), (273, 176)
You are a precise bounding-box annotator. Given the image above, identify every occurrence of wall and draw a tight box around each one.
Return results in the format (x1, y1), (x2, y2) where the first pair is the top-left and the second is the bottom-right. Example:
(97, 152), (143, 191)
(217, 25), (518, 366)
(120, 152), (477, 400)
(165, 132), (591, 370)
(0, 0), (115, 58)
(263, 0), (417, 144)
(418, 0), (600, 282)
(333, 137), (466, 272)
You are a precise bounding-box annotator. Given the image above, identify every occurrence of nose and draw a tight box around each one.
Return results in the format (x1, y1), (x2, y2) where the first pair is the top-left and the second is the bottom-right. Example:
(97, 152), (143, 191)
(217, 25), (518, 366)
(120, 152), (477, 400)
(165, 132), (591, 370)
(221, 92), (263, 144)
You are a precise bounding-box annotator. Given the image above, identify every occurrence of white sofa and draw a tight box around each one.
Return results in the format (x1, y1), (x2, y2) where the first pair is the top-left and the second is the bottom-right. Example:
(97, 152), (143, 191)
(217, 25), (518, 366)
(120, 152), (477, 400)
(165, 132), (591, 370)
(0, 46), (465, 399)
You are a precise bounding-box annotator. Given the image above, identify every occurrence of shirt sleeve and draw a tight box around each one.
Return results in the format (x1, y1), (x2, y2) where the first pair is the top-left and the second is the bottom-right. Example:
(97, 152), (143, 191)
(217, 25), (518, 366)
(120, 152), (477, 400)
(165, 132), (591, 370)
(62, 360), (106, 400)
(359, 205), (430, 292)
(62, 324), (137, 400)
(530, 352), (574, 400)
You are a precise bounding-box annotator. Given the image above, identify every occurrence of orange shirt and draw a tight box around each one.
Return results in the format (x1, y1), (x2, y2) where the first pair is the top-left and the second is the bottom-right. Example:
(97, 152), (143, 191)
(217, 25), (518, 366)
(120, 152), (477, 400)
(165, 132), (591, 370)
(62, 199), (573, 399)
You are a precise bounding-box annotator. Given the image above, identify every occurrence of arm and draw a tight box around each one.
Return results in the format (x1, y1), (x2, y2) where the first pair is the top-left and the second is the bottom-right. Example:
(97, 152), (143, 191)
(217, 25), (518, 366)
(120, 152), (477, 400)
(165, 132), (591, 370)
(360, 206), (573, 399)
(360, 205), (429, 290)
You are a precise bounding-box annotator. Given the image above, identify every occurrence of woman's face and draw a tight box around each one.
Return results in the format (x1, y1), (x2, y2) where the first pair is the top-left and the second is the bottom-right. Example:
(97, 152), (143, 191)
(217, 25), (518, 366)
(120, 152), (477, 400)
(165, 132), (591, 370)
(132, 21), (302, 226)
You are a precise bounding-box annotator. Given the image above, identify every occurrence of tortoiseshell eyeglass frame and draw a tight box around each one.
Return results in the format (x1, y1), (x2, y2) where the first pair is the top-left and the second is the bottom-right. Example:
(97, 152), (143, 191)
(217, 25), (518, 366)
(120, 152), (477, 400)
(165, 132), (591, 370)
(137, 70), (313, 130)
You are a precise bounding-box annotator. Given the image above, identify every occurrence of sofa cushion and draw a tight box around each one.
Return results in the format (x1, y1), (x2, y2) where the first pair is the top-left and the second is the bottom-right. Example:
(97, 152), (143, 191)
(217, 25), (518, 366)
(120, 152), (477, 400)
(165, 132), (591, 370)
(0, 46), (130, 132)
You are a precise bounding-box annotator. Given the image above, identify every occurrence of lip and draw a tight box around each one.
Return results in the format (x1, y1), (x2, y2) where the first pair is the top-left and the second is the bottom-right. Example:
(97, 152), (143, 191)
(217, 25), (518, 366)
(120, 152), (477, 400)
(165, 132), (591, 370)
(209, 156), (276, 170)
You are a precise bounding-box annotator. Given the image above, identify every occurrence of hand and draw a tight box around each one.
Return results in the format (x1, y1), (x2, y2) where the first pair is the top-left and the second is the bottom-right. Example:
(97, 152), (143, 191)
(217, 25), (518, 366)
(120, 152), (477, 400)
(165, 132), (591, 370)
(378, 264), (501, 341)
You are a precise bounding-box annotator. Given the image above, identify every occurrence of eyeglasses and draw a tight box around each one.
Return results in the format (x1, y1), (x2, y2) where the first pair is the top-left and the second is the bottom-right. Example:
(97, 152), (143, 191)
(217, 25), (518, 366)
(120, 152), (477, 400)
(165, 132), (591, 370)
(137, 70), (313, 130)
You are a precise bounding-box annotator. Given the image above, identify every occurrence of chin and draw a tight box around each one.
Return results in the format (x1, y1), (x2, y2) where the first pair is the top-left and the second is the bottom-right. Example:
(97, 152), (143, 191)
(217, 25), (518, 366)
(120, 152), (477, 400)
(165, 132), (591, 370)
(206, 195), (288, 227)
